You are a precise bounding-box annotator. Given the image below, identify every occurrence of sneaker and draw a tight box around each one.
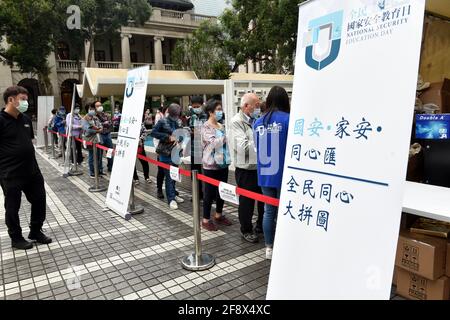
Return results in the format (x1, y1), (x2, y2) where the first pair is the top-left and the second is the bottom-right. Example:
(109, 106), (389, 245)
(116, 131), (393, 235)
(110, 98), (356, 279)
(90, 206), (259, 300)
(175, 196), (185, 204)
(265, 247), (273, 260)
(157, 190), (164, 199)
(213, 215), (232, 226)
(90, 174), (95, 179)
(11, 238), (33, 250)
(134, 180), (140, 185)
(28, 230), (52, 245)
(169, 200), (178, 210)
(202, 220), (218, 232)
(145, 178), (152, 184)
(242, 232), (258, 243)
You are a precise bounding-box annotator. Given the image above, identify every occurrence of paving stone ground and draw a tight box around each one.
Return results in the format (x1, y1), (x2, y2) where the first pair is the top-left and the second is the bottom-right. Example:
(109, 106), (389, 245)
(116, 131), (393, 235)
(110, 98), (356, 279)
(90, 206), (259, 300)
(0, 145), (403, 300)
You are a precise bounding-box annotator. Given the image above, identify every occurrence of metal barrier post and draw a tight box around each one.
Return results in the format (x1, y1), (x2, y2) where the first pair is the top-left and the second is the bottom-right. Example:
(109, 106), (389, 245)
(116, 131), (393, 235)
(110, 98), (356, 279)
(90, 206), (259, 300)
(67, 137), (83, 177)
(59, 134), (66, 166)
(181, 170), (215, 271)
(89, 143), (107, 193)
(128, 183), (144, 215)
(49, 131), (57, 159)
(43, 127), (49, 153)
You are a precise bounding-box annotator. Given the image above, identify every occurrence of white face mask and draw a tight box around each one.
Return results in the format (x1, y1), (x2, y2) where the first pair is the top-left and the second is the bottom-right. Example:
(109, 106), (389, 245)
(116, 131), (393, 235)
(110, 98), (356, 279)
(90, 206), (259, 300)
(97, 107), (104, 113)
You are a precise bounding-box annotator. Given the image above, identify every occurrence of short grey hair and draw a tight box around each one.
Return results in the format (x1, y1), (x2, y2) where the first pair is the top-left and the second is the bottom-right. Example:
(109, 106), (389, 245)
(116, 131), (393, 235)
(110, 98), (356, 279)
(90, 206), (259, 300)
(240, 93), (258, 108)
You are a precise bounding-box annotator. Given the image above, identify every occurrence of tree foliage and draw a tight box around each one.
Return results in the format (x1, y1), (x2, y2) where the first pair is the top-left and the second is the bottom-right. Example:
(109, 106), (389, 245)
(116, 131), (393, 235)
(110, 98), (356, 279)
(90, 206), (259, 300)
(0, 0), (152, 94)
(173, 0), (306, 78)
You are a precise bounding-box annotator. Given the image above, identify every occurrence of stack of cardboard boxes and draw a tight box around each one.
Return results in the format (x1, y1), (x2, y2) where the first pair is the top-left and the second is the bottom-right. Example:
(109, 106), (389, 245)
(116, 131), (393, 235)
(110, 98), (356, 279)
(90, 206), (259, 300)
(394, 230), (450, 300)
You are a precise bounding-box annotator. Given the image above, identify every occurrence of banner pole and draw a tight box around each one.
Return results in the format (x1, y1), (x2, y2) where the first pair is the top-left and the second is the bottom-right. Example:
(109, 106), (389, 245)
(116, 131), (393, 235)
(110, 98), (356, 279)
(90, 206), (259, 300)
(89, 143), (107, 193)
(181, 170), (215, 271)
(128, 183), (144, 215)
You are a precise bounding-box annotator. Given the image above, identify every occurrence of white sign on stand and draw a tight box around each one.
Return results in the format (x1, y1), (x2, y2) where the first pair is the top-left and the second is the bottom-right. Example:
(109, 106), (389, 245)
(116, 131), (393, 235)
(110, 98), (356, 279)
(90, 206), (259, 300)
(37, 96), (54, 147)
(219, 182), (239, 205)
(106, 66), (149, 220)
(170, 166), (182, 183)
(267, 0), (425, 299)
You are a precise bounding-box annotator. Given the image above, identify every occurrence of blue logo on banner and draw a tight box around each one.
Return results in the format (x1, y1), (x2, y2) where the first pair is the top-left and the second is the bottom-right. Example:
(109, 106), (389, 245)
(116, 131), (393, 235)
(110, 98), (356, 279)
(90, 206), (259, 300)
(416, 114), (450, 140)
(304, 11), (343, 71)
(125, 77), (135, 98)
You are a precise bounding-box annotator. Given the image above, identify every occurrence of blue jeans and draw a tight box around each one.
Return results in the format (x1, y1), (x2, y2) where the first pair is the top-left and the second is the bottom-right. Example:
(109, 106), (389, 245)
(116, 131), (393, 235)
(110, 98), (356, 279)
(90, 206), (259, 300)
(101, 133), (114, 172)
(163, 167), (177, 204)
(88, 148), (103, 176)
(261, 187), (281, 247)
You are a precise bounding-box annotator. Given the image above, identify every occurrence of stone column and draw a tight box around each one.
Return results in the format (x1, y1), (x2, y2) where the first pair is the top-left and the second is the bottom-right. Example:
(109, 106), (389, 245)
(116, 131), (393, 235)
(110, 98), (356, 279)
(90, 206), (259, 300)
(47, 51), (61, 107)
(121, 33), (132, 69)
(154, 36), (164, 70)
(248, 60), (255, 74)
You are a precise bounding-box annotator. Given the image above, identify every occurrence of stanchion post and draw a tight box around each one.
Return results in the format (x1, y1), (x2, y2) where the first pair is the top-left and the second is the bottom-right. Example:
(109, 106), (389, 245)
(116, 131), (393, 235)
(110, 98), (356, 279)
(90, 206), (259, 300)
(181, 170), (215, 271)
(49, 131), (57, 159)
(66, 136), (83, 177)
(89, 143), (107, 193)
(43, 127), (49, 153)
(128, 183), (144, 215)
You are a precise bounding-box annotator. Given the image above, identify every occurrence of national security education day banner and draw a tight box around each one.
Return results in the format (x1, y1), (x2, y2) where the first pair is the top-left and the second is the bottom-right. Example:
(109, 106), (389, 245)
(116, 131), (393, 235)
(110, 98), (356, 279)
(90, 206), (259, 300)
(106, 66), (149, 220)
(267, 0), (425, 299)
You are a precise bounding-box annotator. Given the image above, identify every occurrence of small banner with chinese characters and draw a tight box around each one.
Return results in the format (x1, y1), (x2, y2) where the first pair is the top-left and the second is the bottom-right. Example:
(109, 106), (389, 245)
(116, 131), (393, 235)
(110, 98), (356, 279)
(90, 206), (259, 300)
(106, 66), (149, 220)
(267, 0), (425, 299)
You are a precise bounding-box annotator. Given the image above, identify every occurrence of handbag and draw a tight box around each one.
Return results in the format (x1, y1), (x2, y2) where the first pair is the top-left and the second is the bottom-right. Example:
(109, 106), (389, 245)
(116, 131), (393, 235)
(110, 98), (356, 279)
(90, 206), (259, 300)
(156, 140), (176, 157)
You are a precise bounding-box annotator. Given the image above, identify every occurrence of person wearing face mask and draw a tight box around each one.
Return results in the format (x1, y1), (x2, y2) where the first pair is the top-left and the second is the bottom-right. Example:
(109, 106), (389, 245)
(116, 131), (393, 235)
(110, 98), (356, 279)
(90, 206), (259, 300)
(0, 86), (52, 250)
(150, 103), (185, 210)
(112, 107), (122, 132)
(54, 106), (67, 157)
(189, 96), (207, 200)
(66, 104), (84, 165)
(94, 101), (114, 173)
(229, 93), (264, 243)
(82, 105), (104, 178)
(200, 99), (232, 232)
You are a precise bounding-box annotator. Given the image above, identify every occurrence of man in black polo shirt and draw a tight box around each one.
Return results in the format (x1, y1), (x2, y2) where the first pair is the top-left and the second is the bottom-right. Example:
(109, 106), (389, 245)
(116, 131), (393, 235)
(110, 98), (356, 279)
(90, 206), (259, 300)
(0, 86), (52, 250)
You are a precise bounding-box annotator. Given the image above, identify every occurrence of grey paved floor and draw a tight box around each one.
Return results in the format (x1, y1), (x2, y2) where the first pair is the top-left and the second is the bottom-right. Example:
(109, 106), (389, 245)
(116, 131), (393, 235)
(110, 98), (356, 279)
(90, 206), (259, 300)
(0, 146), (403, 300)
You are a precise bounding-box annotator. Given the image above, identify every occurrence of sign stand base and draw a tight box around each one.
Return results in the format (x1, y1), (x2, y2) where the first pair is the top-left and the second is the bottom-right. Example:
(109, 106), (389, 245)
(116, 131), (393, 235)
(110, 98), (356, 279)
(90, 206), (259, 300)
(181, 253), (215, 271)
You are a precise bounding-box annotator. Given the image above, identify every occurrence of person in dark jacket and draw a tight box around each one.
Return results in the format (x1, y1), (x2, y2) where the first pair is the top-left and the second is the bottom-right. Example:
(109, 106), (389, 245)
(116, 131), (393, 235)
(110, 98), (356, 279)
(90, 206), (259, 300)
(0, 86), (52, 250)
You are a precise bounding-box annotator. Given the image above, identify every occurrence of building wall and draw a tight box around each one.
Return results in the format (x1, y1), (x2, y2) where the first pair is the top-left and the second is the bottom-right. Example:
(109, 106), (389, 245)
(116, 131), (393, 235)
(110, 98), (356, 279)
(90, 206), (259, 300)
(0, 63), (13, 108)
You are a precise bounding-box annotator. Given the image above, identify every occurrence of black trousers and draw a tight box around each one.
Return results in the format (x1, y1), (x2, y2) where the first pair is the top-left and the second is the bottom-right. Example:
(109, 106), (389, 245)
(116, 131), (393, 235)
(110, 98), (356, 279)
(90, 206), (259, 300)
(203, 168), (228, 220)
(134, 149), (150, 180)
(0, 173), (46, 240)
(235, 168), (264, 234)
(156, 155), (165, 192)
(70, 138), (83, 164)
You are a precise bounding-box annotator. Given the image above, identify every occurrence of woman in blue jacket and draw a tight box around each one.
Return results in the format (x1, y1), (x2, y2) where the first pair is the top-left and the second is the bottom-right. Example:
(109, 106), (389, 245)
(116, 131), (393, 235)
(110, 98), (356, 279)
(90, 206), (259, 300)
(253, 86), (290, 260)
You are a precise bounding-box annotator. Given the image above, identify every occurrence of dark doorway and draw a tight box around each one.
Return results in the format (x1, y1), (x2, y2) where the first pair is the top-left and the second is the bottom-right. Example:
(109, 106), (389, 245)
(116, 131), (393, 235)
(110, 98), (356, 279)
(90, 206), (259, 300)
(60, 79), (81, 111)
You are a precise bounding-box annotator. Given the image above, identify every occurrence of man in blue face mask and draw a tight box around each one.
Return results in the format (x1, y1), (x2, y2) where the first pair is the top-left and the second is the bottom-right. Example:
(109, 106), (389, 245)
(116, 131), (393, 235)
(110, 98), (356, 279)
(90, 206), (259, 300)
(229, 93), (264, 243)
(0, 86), (52, 250)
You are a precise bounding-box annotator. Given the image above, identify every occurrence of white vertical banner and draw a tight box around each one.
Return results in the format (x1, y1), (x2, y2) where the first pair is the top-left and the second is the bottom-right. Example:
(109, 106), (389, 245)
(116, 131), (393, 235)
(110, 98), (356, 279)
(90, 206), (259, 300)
(267, 0), (425, 299)
(37, 96), (54, 147)
(106, 66), (149, 220)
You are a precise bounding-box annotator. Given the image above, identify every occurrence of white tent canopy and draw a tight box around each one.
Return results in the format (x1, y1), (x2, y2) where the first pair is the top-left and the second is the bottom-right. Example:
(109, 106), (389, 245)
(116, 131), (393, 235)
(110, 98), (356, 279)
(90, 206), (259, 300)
(76, 68), (225, 98)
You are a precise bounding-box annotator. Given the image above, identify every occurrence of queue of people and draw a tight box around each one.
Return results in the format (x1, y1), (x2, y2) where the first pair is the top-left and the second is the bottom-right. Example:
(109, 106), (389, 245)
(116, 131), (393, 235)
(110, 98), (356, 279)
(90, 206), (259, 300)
(1, 85), (290, 261)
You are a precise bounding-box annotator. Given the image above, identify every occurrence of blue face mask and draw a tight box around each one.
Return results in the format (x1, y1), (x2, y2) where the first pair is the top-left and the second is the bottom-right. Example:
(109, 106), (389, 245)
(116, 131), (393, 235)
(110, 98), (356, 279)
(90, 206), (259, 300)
(193, 108), (202, 115)
(215, 111), (223, 122)
(88, 111), (95, 116)
(251, 108), (261, 119)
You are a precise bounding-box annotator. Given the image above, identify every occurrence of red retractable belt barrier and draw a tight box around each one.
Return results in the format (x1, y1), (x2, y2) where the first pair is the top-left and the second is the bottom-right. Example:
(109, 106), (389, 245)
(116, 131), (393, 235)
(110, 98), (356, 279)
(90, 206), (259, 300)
(47, 129), (280, 207)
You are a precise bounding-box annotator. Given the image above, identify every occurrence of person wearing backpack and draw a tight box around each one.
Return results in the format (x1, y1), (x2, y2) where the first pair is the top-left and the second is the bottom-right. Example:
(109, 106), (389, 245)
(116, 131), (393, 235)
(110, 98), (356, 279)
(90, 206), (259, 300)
(200, 99), (232, 232)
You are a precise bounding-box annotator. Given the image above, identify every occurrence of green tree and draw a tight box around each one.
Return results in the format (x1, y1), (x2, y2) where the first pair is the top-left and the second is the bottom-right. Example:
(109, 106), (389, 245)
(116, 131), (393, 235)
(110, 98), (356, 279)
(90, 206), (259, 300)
(172, 21), (231, 79)
(61, 0), (152, 68)
(0, 0), (61, 95)
(173, 0), (306, 77)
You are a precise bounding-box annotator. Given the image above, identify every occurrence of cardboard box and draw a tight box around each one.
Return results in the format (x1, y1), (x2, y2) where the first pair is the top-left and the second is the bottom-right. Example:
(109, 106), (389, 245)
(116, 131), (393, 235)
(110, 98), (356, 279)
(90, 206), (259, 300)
(396, 268), (450, 300)
(419, 79), (450, 113)
(447, 242), (450, 277)
(395, 232), (447, 280)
